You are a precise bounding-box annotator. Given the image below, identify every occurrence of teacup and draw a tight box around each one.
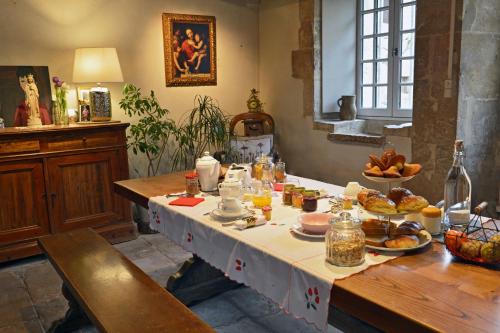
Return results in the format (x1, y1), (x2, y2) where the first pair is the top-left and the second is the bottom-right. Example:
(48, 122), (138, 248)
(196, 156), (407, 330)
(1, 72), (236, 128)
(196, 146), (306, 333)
(218, 198), (242, 214)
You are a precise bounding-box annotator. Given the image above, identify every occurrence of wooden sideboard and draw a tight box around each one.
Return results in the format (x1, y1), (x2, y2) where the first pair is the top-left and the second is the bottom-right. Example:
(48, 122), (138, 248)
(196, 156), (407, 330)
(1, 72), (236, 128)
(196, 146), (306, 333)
(0, 122), (136, 262)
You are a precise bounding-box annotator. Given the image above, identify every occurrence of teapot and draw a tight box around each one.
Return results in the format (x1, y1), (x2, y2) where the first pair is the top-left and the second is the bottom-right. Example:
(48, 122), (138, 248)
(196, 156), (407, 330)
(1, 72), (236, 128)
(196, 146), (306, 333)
(196, 151), (220, 191)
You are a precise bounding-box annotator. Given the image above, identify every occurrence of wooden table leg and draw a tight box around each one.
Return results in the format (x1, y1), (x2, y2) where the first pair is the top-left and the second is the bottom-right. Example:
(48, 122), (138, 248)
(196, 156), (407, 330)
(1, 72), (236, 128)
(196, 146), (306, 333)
(167, 255), (241, 306)
(48, 283), (91, 333)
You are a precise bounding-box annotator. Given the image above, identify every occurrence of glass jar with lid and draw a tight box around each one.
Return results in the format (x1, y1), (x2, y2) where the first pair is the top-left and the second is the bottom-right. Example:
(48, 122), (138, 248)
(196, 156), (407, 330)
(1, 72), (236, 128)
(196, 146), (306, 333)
(325, 213), (365, 267)
(253, 153), (274, 181)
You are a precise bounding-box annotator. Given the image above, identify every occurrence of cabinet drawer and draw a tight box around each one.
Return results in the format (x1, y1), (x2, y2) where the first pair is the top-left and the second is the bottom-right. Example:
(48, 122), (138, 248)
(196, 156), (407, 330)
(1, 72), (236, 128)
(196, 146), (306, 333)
(0, 139), (40, 155)
(47, 132), (120, 151)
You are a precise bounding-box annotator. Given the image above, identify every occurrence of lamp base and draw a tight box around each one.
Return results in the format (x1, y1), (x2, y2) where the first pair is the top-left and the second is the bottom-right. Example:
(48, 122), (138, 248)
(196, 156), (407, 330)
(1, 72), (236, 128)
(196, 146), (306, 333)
(89, 87), (112, 121)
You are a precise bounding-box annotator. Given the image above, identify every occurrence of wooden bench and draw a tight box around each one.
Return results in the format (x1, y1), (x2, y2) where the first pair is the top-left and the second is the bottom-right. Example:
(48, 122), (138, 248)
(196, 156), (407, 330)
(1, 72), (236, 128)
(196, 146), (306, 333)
(38, 228), (215, 333)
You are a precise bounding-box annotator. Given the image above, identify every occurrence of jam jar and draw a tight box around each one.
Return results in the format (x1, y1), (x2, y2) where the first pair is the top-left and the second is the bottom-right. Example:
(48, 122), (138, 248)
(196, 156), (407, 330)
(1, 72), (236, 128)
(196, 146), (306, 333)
(185, 172), (200, 196)
(282, 184), (295, 205)
(302, 190), (318, 212)
(325, 213), (365, 267)
(291, 187), (305, 208)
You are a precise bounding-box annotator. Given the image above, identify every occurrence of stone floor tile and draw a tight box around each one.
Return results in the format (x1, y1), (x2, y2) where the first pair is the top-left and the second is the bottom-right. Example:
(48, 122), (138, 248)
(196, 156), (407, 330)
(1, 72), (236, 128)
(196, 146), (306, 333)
(222, 287), (281, 318)
(0, 320), (44, 333)
(24, 261), (62, 303)
(131, 250), (176, 275)
(258, 312), (325, 333)
(191, 295), (246, 328)
(113, 236), (158, 261)
(0, 271), (37, 324)
(33, 296), (68, 331)
(216, 318), (271, 333)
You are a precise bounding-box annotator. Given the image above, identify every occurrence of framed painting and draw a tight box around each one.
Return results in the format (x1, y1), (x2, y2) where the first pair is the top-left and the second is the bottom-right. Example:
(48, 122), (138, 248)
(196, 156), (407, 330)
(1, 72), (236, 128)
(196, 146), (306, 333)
(0, 66), (52, 127)
(162, 13), (216, 87)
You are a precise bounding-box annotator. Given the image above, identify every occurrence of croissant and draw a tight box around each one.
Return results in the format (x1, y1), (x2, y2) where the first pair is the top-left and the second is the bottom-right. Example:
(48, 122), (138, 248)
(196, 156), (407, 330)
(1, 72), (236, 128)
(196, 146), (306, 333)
(364, 196), (397, 214)
(397, 195), (429, 213)
(357, 189), (382, 206)
(387, 187), (413, 206)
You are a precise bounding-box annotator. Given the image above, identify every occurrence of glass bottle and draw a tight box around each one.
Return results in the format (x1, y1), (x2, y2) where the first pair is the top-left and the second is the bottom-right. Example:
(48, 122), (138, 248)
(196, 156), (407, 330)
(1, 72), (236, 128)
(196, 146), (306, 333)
(443, 140), (472, 228)
(325, 213), (365, 267)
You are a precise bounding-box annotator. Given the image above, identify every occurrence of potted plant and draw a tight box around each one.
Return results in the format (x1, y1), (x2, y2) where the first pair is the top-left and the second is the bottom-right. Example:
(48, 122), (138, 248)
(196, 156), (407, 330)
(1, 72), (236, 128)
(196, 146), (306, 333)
(172, 95), (231, 170)
(120, 83), (176, 232)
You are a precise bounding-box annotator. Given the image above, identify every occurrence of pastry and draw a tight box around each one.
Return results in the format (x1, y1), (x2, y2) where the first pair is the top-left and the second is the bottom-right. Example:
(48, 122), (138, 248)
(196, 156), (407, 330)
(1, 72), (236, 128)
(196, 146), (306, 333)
(369, 154), (386, 170)
(397, 195), (429, 212)
(387, 187), (413, 206)
(357, 189), (382, 206)
(385, 235), (419, 248)
(459, 240), (483, 259)
(364, 162), (373, 170)
(365, 235), (389, 247)
(387, 154), (406, 171)
(362, 219), (389, 236)
(365, 165), (384, 177)
(381, 149), (396, 168)
(402, 163), (422, 177)
(390, 221), (424, 236)
(364, 196), (397, 214)
(480, 240), (500, 263)
(383, 166), (401, 178)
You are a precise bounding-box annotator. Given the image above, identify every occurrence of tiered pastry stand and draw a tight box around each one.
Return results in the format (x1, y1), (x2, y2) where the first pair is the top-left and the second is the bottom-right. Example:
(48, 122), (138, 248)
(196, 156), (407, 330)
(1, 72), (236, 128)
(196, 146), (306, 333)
(362, 173), (416, 192)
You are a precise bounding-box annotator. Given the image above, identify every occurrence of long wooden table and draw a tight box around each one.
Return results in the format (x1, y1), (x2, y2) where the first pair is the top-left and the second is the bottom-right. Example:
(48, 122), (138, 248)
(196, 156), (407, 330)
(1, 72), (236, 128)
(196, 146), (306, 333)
(115, 172), (500, 333)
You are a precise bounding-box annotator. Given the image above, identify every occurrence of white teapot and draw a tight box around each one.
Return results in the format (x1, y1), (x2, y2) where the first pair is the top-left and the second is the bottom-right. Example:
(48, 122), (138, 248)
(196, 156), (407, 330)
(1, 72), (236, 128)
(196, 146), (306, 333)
(196, 151), (220, 191)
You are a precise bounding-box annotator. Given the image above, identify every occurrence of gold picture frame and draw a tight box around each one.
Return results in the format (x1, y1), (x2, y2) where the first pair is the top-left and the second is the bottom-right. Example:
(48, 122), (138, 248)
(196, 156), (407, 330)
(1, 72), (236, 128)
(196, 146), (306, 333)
(162, 13), (217, 87)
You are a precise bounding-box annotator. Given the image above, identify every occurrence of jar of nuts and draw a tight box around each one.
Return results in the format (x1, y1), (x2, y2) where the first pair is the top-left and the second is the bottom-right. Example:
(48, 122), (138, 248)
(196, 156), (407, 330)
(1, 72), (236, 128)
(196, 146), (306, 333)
(325, 213), (365, 267)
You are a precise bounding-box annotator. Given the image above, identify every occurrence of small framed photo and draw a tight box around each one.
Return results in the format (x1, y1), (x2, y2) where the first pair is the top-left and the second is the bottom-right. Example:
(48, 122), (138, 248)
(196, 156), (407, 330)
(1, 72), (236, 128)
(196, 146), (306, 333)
(162, 13), (216, 87)
(79, 104), (91, 122)
(77, 87), (91, 104)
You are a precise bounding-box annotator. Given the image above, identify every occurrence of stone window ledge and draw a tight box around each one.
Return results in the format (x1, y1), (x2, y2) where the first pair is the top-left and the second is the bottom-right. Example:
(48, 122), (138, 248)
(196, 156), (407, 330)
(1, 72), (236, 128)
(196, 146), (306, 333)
(314, 119), (412, 146)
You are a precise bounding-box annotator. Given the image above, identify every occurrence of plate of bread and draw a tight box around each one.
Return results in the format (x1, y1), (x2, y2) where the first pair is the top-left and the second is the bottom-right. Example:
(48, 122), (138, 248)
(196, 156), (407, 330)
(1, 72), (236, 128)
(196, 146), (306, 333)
(363, 148), (422, 180)
(357, 187), (429, 217)
(362, 219), (432, 251)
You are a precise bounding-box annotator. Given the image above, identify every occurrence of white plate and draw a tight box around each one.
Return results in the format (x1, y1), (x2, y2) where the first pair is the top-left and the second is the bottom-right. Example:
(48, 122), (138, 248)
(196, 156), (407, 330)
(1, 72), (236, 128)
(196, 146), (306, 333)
(290, 224), (325, 239)
(366, 230), (432, 252)
(210, 208), (252, 221)
(362, 209), (407, 220)
(362, 173), (415, 183)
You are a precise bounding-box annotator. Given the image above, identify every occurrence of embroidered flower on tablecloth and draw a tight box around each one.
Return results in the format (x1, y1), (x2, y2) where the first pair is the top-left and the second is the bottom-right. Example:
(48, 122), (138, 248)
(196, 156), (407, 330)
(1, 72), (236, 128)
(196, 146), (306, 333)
(187, 232), (193, 242)
(305, 287), (320, 310)
(368, 250), (380, 257)
(152, 211), (160, 224)
(235, 259), (246, 271)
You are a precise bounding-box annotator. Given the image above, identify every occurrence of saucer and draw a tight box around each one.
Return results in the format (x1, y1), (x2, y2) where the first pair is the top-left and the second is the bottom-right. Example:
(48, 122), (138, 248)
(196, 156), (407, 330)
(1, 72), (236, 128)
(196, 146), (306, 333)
(210, 208), (251, 221)
(290, 224), (325, 239)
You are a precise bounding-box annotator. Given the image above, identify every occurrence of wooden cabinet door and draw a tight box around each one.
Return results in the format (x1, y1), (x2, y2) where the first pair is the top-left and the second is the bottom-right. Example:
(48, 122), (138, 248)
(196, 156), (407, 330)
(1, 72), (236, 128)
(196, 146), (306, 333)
(47, 150), (126, 233)
(0, 160), (50, 244)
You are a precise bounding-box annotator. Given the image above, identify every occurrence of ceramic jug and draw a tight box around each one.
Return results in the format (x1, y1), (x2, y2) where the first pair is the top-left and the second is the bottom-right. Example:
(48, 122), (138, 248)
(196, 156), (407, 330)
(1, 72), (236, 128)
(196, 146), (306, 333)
(196, 151), (220, 192)
(337, 95), (357, 120)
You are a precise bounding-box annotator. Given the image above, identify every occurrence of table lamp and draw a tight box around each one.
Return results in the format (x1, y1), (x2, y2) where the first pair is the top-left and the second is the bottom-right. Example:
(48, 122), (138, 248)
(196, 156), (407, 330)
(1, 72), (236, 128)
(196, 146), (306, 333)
(72, 48), (123, 121)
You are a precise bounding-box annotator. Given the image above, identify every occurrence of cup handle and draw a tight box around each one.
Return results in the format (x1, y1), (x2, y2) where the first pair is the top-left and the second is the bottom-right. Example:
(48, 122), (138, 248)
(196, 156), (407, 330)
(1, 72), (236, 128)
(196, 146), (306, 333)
(218, 201), (224, 210)
(337, 97), (343, 108)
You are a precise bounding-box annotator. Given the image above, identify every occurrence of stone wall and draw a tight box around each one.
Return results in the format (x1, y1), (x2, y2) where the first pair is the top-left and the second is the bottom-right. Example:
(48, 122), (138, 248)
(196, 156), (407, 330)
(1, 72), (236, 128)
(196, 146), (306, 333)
(457, 0), (500, 215)
(408, 0), (464, 205)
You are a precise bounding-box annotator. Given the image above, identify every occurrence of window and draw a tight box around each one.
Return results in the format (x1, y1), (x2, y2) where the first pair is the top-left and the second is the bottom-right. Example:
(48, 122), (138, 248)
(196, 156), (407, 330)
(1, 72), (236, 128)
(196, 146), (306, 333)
(357, 0), (416, 118)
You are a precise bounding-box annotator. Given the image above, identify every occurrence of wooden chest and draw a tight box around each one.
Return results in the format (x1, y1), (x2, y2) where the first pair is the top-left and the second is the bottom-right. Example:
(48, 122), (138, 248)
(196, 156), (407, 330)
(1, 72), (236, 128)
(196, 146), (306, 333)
(0, 123), (136, 262)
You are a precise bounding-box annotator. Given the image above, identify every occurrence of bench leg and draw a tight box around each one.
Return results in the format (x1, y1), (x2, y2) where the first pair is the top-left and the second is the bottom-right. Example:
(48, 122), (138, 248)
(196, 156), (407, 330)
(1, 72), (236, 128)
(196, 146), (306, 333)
(167, 255), (241, 306)
(48, 283), (91, 333)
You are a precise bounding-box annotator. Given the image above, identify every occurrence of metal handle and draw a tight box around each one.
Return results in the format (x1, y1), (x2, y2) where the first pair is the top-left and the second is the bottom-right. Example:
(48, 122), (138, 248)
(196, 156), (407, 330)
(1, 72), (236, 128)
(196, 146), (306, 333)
(393, 47), (399, 56)
(50, 192), (57, 208)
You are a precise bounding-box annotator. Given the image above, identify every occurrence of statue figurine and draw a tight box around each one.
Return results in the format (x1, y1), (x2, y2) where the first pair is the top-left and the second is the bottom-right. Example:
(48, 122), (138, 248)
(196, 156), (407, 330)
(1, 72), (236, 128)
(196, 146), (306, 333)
(19, 74), (42, 127)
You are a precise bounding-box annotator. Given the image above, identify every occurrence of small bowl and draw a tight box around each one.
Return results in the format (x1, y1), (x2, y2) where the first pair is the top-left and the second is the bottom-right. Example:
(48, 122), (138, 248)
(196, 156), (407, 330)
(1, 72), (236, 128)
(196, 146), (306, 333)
(298, 213), (333, 234)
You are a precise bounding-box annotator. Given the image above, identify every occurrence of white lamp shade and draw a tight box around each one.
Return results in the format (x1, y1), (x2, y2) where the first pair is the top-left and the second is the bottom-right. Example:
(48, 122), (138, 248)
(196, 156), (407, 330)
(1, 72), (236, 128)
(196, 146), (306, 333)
(72, 48), (124, 83)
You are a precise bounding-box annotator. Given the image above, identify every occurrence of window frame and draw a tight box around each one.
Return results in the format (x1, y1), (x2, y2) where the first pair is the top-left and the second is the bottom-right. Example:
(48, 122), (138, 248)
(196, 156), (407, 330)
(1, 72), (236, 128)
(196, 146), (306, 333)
(356, 0), (415, 119)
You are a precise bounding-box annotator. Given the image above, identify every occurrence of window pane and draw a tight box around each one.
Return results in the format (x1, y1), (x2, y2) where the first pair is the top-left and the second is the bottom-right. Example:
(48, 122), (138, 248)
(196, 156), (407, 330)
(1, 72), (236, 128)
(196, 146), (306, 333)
(400, 59), (414, 83)
(363, 63), (373, 84)
(377, 35), (388, 59)
(400, 85), (413, 109)
(363, 13), (374, 35)
(376, 61), (388, 84)
(362, 38), (374, 60)
(377, 10), (389, 34)
(402, 5), (416, 30)
(401, 32), (415, 57)
(377, 0), (389, 8)
(362, 87), (373, 108)
(376, 86), (388, 108)
(363, 0), (374, 10)
(402, 0), (414, 4)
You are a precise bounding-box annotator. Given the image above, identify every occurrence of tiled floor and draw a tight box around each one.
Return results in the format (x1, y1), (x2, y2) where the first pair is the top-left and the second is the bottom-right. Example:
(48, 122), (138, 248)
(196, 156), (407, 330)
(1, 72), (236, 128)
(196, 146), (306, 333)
(0, 234), (341, 333)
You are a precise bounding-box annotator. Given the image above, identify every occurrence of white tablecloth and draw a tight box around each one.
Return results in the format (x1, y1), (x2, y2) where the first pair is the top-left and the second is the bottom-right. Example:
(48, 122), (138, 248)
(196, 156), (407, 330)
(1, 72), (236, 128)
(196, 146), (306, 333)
(148, 176), (401, 331)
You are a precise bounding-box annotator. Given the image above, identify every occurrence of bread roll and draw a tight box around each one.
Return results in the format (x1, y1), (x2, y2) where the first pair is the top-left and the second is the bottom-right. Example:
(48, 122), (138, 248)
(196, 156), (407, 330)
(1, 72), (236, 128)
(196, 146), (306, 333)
(387, 187), (413, 206)
(397, 195), (429, 213)
(365, 235), (389, 247)
(364, 196), (397, 214)
(390, 221), (424, 236)
(357, 189), (381, 206)
(385, 235), (419, 248)
(362, 219), (389, 236)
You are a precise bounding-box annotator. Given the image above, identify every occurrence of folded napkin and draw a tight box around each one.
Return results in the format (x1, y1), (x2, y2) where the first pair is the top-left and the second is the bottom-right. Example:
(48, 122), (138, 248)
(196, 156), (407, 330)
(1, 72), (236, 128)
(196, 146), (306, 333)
(169, 197), (205, 207)
(273, 183), (284, 192)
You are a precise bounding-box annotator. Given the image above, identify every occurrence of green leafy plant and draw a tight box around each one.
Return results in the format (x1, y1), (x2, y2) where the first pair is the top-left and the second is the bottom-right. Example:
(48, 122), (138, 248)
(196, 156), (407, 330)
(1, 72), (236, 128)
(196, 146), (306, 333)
(172, 95), (231, 170)
(119, 84), (176, 177)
